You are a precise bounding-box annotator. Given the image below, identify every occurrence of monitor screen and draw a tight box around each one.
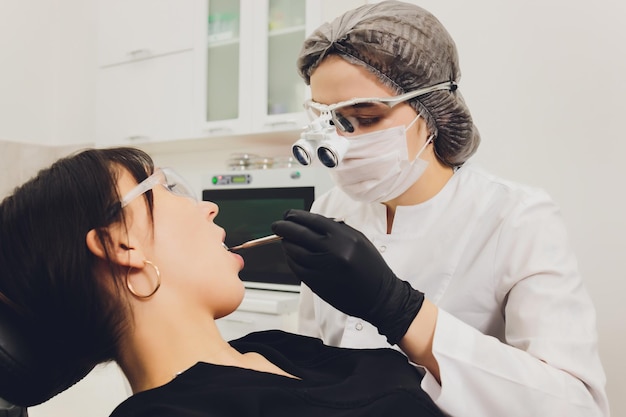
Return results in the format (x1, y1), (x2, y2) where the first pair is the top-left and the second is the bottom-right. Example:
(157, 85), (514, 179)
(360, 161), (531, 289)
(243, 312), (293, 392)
(202, 187), (314, 291)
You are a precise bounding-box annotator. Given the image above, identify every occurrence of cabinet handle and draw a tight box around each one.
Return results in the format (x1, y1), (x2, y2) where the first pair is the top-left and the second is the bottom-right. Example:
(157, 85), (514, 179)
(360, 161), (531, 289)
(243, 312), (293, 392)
(206, 127), (233, 135)
(126, 135), (150, 142)
(127, 49), (152, 59)
(264, 120), (299, 129)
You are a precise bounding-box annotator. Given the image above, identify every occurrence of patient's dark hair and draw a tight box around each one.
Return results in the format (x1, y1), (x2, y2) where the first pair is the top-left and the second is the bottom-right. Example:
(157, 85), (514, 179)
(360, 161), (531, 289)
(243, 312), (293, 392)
(0, 147), (155, 369)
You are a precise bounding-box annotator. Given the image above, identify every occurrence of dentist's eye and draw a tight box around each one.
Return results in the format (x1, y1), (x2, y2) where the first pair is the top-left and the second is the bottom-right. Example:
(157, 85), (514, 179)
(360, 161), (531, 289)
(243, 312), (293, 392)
(355, 117), (382, 127)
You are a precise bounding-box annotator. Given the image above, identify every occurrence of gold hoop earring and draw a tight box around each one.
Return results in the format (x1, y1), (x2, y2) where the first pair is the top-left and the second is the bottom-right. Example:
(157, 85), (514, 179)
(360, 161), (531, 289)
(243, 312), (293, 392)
(126, 260), (161, 299)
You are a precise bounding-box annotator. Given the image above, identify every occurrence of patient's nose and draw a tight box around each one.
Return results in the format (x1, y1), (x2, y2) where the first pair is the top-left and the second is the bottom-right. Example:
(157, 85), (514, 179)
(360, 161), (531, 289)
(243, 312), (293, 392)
(200, 201), (219, 220)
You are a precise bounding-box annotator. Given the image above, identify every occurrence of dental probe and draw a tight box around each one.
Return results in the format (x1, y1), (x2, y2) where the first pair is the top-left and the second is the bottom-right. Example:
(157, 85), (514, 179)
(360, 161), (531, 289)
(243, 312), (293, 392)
(228, 234), (283, 251)
(227, 217), (345, 251)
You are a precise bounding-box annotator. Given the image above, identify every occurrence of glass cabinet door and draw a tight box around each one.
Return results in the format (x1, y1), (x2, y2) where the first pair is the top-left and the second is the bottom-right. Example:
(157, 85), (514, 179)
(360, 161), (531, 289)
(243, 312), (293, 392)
(206, 0), (241, 122)
(266, 0), (307, 116)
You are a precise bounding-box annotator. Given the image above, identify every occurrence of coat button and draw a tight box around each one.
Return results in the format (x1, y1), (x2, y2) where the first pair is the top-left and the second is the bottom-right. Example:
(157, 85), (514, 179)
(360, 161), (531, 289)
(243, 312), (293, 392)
(355, 322), (363, 331)
(379, 245), (387, 253)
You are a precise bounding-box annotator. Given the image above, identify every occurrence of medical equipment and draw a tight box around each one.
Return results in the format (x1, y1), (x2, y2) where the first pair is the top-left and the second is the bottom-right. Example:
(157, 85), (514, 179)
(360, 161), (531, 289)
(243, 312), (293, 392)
(291, 116), (349, 168)
(229, 234), (283, 251)
(229, 217), (344, 251)
(202, 167), (332, 293)
(292, 81), (456, 169)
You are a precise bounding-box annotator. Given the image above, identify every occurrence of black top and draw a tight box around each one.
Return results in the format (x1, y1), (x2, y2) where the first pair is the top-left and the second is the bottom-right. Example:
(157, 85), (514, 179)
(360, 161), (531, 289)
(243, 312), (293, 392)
(109, 330), (443, 417)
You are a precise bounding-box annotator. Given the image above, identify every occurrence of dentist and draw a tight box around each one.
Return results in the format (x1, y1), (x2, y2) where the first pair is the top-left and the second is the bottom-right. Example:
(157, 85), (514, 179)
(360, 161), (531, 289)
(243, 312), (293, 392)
(278, 1), (609, 416)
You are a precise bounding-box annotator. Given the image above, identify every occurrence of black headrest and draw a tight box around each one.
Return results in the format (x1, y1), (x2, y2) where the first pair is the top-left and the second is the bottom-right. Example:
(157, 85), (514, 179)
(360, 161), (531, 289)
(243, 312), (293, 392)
(0, 397), (27, 417)
(0, 303), (94, 407)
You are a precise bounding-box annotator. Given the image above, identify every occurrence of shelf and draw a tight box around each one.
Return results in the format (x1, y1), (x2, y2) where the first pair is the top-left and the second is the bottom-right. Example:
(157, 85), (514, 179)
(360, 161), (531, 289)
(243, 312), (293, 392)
(206, 26), (303, 47)
(268, 25), (305, 38)
(127, 128), (303, 155)
(207, 33), (240, 48)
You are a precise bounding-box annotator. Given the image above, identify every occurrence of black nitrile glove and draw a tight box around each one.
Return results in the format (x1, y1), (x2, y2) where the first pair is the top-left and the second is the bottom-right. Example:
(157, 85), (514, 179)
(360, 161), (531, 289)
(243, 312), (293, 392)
(271, 209), (424, 345)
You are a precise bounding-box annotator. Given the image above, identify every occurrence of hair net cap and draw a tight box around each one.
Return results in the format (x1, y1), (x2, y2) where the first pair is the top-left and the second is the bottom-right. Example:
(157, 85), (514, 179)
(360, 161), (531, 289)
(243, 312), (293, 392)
(297, 0), (480, 166)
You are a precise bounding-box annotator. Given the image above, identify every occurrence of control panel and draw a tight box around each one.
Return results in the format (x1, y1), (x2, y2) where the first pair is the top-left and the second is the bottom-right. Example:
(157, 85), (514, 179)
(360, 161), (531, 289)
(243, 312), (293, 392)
(211, 173), (253, 186)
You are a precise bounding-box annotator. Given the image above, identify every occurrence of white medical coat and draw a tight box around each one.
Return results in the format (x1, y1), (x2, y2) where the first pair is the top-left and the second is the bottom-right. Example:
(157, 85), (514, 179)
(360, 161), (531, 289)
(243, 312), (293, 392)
(299, 163), (610, 416)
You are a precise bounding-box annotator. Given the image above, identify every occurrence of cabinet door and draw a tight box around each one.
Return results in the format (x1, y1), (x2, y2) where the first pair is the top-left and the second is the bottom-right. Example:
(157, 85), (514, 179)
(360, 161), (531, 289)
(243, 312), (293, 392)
(198, 0), (319, 136)
(96, 51), (195, 146)
(200, 0), (252, 136)
(251, 0), (313, 133)
(98, 0), (196, 67)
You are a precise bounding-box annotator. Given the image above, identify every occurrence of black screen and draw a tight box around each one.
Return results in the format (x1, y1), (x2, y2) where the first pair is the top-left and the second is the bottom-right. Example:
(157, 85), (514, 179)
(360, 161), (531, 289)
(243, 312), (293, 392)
(202, 187), (314, 288)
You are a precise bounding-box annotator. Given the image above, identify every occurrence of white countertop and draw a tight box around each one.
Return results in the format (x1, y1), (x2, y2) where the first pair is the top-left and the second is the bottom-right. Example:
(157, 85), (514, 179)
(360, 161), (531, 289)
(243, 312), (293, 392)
(238, 288), (300, 314)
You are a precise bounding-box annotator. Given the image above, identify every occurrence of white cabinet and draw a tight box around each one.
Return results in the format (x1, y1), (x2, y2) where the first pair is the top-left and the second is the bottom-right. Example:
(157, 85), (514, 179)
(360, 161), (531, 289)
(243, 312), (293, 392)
(216, 289), (299, 341)
(95, 0), (199, 146)
(97, 0), (196, 67)
(197, 0), (319, 137)
(95, 0), (321, 146)
(217, 309), (298, 341)
(96, 51), (195, 144)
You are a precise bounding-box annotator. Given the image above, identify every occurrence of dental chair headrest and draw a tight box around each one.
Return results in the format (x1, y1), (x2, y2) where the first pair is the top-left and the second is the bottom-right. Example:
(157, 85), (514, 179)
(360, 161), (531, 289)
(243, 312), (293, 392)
(0, 302), (94, 407)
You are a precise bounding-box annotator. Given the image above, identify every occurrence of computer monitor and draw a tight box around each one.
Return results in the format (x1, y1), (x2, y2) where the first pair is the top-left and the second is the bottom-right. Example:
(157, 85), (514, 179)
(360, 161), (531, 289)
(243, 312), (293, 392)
(202, 186), (314, 292)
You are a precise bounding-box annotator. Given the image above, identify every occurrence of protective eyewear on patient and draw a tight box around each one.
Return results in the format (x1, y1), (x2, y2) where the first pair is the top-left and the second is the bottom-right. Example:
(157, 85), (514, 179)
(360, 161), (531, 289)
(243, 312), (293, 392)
(304, 80), (457, 135)
(120, 167), (196, 208)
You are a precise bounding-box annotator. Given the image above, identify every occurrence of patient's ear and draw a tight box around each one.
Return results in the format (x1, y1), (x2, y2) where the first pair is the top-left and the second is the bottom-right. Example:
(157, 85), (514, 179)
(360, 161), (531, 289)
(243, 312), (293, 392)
(86, 228), (144, 268)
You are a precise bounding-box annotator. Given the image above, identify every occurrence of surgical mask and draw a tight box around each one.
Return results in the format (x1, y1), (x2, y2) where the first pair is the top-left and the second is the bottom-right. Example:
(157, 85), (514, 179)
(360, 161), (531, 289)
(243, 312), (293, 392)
(330, 115), (433, 203)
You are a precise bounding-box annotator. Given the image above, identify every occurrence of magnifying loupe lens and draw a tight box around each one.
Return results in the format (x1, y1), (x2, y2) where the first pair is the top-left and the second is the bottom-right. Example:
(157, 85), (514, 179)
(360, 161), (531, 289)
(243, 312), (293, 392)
(317, 146), (339, 168)
(292, 139), (314, 166)
(293, 146), (311, 165)
(317, 134), (349, 168)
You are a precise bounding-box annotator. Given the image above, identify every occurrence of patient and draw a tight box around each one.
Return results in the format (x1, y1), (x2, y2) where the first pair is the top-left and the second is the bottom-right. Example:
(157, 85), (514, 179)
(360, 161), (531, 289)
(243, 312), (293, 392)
(0, 147), (444, 417)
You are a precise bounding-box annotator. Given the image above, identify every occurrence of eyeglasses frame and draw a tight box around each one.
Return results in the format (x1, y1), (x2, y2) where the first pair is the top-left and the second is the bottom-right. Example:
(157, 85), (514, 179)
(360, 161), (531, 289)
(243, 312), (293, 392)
(120, 167), (195, 208)
(304, 80), (458, 133)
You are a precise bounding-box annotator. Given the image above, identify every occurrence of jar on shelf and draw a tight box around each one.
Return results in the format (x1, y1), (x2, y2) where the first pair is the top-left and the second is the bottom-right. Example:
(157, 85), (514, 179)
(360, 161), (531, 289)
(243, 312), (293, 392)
(226, 153), (259, 170)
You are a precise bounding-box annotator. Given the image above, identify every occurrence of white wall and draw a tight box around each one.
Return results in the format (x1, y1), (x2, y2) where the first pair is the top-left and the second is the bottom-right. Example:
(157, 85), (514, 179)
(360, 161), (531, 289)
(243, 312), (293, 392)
(0, 0), (96, 145)
(0, 1), (57, 143)
(400, 0), (625, 415)
(52, 0), (97, 145)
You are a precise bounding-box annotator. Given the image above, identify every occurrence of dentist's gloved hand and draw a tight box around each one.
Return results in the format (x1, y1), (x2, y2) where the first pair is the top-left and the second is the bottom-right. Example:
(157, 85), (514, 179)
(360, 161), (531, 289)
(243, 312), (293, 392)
(271, 209), (424, 345)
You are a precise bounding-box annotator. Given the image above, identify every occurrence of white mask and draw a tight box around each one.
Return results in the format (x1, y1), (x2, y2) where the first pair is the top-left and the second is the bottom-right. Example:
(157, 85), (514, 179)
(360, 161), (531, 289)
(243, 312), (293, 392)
(329, 116), (433, 203)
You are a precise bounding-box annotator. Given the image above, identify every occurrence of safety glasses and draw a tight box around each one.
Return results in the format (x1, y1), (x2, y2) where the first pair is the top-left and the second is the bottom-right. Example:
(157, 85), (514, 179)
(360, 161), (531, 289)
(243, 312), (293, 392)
(120, 167), (196, 208)
(303, 80), (457, 135)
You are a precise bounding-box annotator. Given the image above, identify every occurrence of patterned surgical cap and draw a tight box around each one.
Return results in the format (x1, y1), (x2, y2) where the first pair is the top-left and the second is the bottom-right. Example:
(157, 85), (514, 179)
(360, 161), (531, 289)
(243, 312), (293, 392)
(297, 0), (480, 166)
